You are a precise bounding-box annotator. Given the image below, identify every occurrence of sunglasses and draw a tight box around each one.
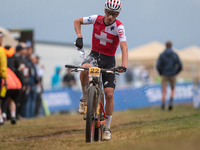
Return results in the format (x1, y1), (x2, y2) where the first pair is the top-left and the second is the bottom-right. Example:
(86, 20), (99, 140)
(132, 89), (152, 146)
(105, 9), (119, 17)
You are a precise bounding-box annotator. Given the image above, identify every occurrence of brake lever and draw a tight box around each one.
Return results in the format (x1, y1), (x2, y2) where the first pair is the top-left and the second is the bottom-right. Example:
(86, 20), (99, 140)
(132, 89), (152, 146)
(71, 69), (78, 72)
(112, 68), (120, 75)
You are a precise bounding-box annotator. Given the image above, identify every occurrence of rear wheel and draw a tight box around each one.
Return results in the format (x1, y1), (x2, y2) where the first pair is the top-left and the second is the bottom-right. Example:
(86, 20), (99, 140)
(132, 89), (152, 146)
(86, 86), (96, 143)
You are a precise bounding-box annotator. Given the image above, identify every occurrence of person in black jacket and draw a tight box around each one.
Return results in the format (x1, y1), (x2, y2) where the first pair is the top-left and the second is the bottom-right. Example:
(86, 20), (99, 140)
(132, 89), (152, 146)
(14, 44), (30, 119)
(156, 41), (182, 110)
(25, 41), (39, 118)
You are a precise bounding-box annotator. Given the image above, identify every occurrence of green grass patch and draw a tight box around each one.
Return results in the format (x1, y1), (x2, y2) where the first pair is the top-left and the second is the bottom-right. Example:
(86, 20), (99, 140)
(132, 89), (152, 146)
(0, 103), (200, 150)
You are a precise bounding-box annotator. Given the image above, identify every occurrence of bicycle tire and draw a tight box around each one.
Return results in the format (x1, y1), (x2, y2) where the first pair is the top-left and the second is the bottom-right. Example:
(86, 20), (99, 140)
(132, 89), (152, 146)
(86, 86), (96, 143)
(94, 91), (104, 141)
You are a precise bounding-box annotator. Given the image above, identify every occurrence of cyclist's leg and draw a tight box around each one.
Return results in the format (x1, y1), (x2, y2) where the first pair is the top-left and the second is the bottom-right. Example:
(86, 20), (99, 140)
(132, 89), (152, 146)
(78, 63), (92, 114)
(102, 87), (114, 140)
(78, 51), (98, 114)
(102, 72), (116, 141)
(80, 63), (92, 98)
(80, 51), (99, 99)
(104, 87), (114, 119)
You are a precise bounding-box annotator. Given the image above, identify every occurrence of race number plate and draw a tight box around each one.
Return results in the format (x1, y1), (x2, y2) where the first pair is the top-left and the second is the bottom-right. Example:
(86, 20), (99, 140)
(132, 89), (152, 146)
(89, 67), (101, 76)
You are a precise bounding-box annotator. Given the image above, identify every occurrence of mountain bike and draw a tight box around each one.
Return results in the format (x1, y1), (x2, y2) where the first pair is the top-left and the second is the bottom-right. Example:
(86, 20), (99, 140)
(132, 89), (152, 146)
(65, 65), (119, 143)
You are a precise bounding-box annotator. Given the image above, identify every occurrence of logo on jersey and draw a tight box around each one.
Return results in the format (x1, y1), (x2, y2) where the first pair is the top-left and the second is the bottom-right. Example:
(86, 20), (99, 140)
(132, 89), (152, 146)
(88, 17), (91, 22)
(95, 32), (113, 46)
(118, 29), (124, 38)
(110, 26), (115, 31)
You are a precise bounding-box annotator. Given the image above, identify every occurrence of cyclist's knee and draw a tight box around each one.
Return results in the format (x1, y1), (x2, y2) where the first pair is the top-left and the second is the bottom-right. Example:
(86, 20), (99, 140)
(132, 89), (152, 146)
(105, 93), (114, 101)
(80, 70), (88, 77)
(82, 63), (91, 68)
(81, 63), (92, 76)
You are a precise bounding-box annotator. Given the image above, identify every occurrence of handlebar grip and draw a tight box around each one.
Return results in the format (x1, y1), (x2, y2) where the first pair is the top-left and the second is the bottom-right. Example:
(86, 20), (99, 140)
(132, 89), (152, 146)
(65, 65), (79, 68)
(65, 64), (89, 71)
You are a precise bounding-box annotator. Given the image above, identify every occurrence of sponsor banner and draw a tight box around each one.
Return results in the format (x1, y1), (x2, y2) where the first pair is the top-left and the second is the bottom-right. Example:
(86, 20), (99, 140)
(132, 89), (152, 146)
(42, 82), (194, 113)
(42, 88), (81, 113)
(114, 82), (193, 111)
(193, 84), (200, 108)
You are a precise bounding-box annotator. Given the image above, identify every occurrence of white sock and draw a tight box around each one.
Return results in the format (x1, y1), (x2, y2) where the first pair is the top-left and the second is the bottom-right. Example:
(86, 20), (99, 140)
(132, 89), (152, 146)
(0, 115), (3, 123)
(105, 115), (112, 129)
(82, 85), (87, 99)
(2, 112), (7, 119)
(11, 111), (16, 118)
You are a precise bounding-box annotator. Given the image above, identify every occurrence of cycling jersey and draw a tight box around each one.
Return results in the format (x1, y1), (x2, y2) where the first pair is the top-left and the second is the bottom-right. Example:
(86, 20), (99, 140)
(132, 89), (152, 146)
(83, 15), (126, 56)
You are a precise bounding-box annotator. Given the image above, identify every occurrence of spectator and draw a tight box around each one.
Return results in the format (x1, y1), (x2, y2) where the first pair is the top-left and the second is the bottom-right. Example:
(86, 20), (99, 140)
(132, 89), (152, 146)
(14, 44), (30, 119)
(25, 41), (38, 118)
(62, 68), (76, 88)
(156, 41), (182, 110)
(51, 66), (62, 89)
(141, 69), (149, 85)
(125, 67), (133, 86)
(0, 32), (3, 46)
(31, 54), (44, 117)
(0, 32), (7, 125)
(1, 45), (22, 124)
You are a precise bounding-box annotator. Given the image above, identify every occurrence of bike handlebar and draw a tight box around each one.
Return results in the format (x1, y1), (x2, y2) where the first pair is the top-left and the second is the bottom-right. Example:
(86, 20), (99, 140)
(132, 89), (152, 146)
(65, 65), (119, 75)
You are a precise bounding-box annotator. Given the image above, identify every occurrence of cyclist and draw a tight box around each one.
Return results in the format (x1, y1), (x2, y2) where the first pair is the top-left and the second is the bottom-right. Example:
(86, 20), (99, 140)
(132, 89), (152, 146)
(74, 0), (128, 141)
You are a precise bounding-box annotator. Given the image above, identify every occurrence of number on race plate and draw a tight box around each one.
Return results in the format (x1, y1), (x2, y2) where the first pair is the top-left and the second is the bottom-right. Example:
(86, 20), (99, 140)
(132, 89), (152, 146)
(89, 67), (101, 76)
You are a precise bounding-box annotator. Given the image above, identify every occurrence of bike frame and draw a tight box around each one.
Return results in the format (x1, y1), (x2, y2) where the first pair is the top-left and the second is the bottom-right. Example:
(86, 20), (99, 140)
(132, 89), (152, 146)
(65, 65), (119, 142)
(85, 67), (106, 128)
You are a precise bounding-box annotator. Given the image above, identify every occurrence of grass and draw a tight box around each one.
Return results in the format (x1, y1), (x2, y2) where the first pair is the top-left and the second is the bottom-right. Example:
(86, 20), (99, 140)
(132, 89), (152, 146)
(1, 103), (200, 150)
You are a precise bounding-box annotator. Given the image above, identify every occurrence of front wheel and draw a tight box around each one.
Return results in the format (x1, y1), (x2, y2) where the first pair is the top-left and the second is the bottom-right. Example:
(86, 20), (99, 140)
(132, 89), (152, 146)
(94, 91), (104, 141)
(86, 86), (96, 142)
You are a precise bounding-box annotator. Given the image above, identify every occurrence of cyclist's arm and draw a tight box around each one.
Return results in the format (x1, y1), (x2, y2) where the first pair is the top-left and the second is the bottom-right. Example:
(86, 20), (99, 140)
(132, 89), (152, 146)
(120, 41), (128, 68)
(74, 15), (97, 38)
(74, 18), (84, 38)
(117, 24), (128, 71)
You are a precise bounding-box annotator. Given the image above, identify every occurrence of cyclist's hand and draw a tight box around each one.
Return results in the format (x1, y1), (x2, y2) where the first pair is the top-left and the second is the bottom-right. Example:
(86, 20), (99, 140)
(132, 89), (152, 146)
(116, 66), (127, 73)
(75, 38), (83, 49)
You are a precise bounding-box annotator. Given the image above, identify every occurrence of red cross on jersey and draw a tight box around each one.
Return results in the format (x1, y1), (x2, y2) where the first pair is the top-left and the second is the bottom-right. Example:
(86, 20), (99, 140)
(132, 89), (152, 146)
(83, 15), (126, 56)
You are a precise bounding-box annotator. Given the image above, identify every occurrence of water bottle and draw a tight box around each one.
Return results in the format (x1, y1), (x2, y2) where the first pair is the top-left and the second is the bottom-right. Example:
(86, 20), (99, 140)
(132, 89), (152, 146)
(78, 48), (85, 56)
(74, 41), (86, 59)
(78, 48), (86, 60)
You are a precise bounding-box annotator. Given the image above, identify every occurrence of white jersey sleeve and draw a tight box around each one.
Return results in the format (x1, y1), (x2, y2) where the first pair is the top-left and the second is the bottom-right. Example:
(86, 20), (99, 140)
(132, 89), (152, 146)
(117, 25), (126, 42)
(83, 15), (98, 24)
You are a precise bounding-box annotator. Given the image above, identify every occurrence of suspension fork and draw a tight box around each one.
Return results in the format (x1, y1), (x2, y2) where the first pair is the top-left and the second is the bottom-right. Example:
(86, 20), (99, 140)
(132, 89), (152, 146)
(95, 88), (100, 120)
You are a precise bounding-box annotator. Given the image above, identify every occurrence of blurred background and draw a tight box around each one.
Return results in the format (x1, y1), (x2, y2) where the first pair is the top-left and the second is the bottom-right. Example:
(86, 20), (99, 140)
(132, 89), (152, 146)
(1, 0), (200, 116)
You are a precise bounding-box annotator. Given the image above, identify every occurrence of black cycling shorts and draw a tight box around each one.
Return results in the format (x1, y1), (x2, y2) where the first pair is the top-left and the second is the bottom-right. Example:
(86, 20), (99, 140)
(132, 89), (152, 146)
(82, 50), (116, 89)
(0, 89), (20, 101)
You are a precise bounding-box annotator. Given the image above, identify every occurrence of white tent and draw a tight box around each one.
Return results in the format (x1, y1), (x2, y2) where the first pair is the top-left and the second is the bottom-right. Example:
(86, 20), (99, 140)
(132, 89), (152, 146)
(116, 41), (166, 67)
(116, 41), (200, 79)
(177, 46), (200, 62)
(177, 46), (200, 78)
(0, 26), (18, 47)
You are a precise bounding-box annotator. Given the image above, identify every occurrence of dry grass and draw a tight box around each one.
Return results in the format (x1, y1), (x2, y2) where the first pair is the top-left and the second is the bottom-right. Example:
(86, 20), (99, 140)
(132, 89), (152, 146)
(1, 103), (200, 150)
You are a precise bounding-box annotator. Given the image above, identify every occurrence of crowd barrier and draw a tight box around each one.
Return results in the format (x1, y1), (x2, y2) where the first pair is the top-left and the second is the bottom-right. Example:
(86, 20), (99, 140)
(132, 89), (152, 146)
(42, 82), (195, 115)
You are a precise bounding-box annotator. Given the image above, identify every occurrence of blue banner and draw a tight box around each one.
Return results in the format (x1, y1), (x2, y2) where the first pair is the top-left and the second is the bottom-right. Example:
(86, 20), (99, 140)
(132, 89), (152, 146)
(42, 88), (81, 113)
(114, 82), (193, 111)
(42, 82), (194, 114)
(193, 83), (200, 108)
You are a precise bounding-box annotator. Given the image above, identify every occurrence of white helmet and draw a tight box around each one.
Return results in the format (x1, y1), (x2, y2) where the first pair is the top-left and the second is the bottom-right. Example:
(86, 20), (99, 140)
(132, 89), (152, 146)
(104, 0), (122, 12)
